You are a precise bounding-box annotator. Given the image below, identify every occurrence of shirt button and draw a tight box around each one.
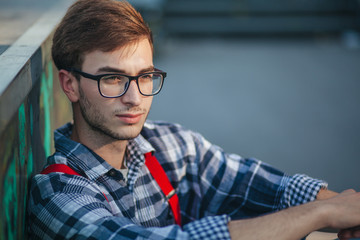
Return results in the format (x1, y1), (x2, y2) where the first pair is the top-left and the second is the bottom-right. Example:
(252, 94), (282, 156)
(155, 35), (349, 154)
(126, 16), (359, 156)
(109, 170), (116, 177)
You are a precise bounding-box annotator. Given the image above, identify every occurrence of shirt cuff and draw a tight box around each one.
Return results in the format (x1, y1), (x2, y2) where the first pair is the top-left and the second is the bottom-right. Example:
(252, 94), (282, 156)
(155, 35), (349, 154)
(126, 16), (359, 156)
(183, 215), (231, 240)
(279, 174), (328, 209)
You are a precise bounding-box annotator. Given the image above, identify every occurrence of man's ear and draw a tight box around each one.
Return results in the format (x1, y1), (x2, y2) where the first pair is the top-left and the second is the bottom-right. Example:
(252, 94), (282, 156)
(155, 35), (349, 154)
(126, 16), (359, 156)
(59, 69), (80, 103)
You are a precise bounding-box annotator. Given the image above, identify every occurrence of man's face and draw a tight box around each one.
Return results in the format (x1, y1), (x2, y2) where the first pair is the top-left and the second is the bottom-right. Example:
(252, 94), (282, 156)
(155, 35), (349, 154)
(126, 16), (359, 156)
(77, 38), (154, 140)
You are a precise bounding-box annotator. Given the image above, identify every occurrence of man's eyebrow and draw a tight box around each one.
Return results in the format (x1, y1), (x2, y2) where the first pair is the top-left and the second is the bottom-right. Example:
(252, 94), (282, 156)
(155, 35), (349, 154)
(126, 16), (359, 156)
(138, 66), (155, 74)
(97, 67), (126, 74)
(96, 66), (155, 75)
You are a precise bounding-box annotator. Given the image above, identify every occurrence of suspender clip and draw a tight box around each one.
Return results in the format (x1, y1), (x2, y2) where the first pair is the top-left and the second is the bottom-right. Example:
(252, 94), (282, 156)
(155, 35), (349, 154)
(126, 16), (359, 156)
(165, 189), (176, 201)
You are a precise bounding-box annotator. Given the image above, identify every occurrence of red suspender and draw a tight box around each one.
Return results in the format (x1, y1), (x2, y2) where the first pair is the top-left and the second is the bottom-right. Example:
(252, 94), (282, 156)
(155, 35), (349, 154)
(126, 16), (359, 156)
(40, 153), (181, 226)
(41, 164), (81, 176)
(144, 152), (181, 226)
(40, 164), (109, 202)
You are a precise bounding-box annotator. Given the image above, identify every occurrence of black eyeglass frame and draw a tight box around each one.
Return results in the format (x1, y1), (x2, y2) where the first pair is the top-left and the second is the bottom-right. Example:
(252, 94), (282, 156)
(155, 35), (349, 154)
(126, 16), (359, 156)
(67, 68), (166, 98)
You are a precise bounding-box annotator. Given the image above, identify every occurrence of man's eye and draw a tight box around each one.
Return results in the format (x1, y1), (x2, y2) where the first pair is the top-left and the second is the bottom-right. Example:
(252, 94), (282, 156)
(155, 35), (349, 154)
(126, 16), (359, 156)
(141, 74), (153, 80)
(102, 76), (126, 84)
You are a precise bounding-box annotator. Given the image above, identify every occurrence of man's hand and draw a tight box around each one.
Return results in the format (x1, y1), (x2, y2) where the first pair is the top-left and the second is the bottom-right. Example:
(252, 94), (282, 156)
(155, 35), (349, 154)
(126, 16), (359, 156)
(316, 188), (360, 239)
(338, 226), (360, 240)
(320, 189), (360, 230)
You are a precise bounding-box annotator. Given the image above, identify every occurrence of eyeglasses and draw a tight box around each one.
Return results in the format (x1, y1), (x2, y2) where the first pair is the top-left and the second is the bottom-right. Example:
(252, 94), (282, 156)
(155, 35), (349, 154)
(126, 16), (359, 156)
(68, 68), (166, 98)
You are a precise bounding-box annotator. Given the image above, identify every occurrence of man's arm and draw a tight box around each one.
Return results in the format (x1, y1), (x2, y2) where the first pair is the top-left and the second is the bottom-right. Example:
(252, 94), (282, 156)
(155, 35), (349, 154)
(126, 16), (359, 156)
(228, 189), (360, 239)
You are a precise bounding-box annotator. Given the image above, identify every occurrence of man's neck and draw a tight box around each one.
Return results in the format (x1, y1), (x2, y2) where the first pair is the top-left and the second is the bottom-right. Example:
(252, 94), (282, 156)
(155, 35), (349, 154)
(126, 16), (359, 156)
(71, 123), (128, 169)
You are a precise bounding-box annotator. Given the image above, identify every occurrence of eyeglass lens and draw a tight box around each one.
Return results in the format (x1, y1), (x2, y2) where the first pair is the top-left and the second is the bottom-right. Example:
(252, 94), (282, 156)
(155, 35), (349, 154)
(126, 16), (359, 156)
(99, 73), (163, 97)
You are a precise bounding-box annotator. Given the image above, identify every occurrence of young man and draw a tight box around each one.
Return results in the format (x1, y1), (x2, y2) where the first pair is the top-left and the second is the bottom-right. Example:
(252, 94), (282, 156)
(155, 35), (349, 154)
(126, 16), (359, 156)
(28, 0), (360, 239)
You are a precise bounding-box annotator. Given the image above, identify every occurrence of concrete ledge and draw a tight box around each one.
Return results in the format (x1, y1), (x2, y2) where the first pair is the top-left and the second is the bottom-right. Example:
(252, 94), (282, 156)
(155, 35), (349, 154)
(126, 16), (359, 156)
(0, 0), (74, 134)
(0, 1), (74, 239)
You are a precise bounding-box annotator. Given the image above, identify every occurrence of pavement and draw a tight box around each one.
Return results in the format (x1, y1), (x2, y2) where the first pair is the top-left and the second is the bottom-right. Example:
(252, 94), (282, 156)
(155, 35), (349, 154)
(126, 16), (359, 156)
(0, 0), (57, 46)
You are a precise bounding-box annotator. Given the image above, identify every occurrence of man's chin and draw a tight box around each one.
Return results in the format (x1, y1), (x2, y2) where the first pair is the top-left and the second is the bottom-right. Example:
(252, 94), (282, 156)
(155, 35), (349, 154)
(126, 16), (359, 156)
(113, 132), (141, 141)
(108, 124), (143, 141)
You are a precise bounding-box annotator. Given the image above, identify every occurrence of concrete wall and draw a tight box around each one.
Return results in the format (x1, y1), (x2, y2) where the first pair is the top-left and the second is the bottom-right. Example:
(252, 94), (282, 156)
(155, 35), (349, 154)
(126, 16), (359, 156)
(0, 1), (73, 239)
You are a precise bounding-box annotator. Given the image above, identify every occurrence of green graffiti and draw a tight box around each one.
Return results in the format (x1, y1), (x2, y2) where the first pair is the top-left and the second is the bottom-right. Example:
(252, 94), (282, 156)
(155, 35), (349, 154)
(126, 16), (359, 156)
(24, 104), (34, 234)
(18, 103), (27, 237)
(3, 152), (18, 240)
(30, 103), (33, 137)
(41, 62), (54, 157)
(2, 98), (35, 240)
(18, 104), (26, 167)
(2, 103), (27, 240)
(1, 45), (58, 240)
(1, 49), (59, 240)
(28, 103), (34, 175)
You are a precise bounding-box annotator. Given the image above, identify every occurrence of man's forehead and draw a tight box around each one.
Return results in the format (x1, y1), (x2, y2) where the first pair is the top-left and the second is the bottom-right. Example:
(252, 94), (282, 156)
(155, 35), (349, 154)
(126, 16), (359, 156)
(81, 39), (153, 73)
(85, 38), (152, 59)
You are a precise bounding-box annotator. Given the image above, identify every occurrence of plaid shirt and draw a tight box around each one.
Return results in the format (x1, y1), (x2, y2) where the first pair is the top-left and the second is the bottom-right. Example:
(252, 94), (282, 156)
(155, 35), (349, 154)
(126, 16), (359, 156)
(28, 121), (326, 239)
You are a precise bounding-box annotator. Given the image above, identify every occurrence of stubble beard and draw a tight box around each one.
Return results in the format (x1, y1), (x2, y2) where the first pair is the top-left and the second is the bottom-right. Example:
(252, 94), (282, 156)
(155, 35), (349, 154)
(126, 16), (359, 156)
(78, 87), (147, 141)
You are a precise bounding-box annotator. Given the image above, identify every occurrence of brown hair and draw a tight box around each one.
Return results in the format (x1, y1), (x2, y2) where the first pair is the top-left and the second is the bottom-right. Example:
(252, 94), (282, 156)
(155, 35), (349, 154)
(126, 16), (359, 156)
(52, 0), (153, 70)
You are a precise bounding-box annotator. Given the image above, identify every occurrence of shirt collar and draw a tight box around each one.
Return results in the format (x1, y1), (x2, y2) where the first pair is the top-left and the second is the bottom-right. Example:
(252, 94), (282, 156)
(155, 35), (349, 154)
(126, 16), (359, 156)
(133, 132), (154, 154)
(53, 122), (155, 181)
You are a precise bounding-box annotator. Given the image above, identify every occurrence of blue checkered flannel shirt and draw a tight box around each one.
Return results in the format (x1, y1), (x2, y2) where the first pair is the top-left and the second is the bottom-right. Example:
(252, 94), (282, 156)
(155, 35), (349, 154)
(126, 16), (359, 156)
(28, 121), (327, 239)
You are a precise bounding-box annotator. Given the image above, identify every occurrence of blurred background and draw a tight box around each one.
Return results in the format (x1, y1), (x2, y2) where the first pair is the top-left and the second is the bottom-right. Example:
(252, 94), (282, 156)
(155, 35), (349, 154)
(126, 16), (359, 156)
(1, 0), (360, 192)
(138, 0), (360, 192)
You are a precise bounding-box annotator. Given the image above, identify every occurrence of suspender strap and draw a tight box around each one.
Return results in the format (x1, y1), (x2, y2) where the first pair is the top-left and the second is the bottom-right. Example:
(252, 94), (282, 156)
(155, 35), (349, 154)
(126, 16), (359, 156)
(144, 152), (181, 226)
(40, 164), (109, 203)
(41, 164), (81, 176)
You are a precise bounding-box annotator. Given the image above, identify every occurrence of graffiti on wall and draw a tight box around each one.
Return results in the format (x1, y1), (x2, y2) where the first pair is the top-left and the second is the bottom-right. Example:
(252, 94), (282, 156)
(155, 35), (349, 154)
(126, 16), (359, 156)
(0, 59), (71, 239)
(0, 102), (33, 240)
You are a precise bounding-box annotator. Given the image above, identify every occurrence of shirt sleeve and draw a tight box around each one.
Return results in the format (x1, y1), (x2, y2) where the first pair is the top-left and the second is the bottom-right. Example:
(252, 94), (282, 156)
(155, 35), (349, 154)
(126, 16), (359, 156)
(182, 215), (231, 239)
(279, 174), (328, 209)
(28, 173), (231, 240)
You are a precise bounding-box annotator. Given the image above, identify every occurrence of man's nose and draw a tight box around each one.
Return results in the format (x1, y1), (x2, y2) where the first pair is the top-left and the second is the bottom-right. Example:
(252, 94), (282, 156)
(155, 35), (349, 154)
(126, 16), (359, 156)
(120, 80), (141, 106)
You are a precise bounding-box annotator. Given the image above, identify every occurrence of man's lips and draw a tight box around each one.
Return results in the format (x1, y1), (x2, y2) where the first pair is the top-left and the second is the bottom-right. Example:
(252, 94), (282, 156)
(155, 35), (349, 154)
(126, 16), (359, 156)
(116, 113), (144, 124)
